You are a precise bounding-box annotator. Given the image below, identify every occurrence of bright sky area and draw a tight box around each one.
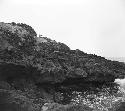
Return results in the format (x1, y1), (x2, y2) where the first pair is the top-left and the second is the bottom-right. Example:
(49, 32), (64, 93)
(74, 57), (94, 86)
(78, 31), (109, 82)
(0, 0), (125, 58)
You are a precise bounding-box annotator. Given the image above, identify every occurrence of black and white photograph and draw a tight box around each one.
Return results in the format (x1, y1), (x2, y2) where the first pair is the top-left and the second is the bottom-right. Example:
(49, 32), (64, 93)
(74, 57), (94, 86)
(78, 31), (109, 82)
(0, 0), (125, 111)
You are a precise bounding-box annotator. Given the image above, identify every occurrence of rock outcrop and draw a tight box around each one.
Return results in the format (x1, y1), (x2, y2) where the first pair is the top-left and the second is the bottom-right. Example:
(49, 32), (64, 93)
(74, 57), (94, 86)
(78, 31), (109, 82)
(0, 22), (125, 111)
(0, 22), (125, 85)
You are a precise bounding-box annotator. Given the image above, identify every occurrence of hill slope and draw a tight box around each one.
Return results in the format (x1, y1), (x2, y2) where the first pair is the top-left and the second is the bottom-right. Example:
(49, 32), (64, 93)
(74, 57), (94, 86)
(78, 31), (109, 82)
(0, 22), (125, 111)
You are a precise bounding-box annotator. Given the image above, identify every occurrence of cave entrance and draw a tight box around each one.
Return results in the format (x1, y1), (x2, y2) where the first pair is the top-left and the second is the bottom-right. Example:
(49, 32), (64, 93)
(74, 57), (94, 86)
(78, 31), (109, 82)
(0, 63), (38, 87)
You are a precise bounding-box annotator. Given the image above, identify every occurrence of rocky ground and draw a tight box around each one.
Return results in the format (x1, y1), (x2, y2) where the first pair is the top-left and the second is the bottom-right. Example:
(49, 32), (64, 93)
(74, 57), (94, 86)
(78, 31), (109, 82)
(0, 22), (125, 111)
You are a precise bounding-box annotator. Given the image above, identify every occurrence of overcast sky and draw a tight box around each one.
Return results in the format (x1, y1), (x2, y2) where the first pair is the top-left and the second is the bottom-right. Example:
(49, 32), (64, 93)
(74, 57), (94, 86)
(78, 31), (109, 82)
(0, 0), (125, 58)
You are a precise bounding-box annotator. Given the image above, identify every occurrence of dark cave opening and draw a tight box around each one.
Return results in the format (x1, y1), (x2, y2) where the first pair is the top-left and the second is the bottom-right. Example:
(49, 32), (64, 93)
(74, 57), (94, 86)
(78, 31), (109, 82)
(0, 64), (29, 80)
(0, 63), (39, 90)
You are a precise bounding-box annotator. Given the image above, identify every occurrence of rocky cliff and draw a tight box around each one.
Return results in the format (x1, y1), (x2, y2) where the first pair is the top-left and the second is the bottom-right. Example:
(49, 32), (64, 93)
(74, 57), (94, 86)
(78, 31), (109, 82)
(0, 22), (125, 111)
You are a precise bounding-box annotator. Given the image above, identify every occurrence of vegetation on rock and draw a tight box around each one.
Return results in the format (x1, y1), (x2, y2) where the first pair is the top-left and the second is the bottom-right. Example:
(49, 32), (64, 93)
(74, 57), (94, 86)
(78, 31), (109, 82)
(0, 22), (125, 111)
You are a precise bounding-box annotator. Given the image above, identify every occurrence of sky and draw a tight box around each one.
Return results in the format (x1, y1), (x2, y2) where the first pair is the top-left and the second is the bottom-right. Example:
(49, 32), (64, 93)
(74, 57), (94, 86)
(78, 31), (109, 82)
(0, 0), (125, 58)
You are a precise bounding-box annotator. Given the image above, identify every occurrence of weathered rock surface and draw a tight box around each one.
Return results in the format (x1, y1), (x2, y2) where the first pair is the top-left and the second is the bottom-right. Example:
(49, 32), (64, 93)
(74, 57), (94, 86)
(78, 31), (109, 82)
(0, 22), (125, 111)
(0, 22), (125, 85)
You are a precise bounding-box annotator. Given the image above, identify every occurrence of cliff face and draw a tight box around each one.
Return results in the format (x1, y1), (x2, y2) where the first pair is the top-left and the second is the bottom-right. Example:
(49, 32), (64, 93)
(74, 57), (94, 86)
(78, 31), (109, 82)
(0, 22), (125, 84)
(0, 22), (125, 111)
